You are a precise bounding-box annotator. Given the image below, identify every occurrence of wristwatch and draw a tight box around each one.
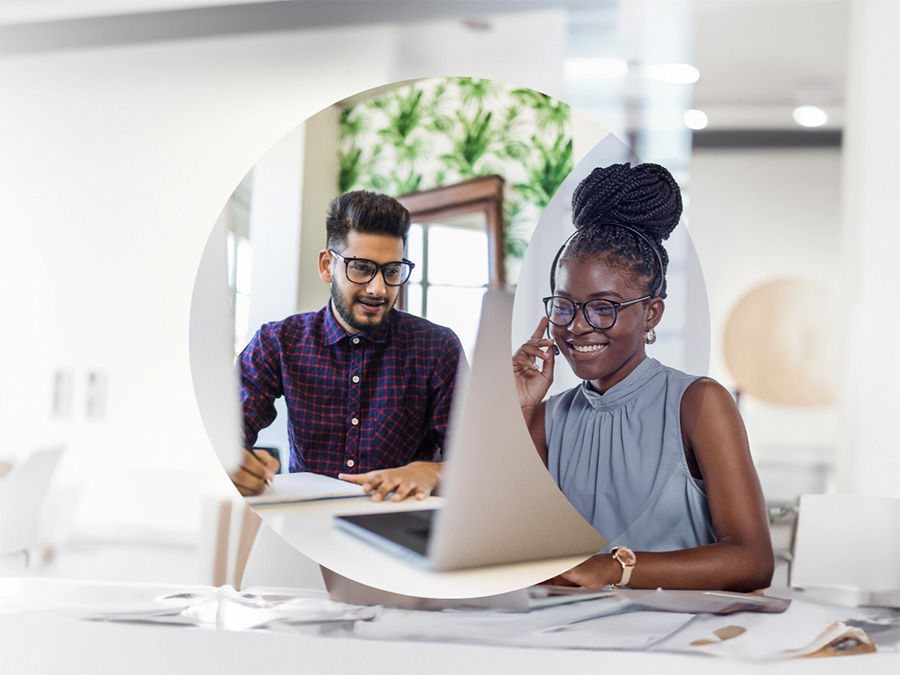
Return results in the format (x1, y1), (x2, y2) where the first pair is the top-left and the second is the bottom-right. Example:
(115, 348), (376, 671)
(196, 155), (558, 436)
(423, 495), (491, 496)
(609, 546), (636, 589)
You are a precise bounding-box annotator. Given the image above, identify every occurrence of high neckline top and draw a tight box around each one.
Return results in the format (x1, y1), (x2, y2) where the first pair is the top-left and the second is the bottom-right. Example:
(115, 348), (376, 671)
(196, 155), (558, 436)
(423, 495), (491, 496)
(544, 358), (717, 552)
(578, 356), (657, 410)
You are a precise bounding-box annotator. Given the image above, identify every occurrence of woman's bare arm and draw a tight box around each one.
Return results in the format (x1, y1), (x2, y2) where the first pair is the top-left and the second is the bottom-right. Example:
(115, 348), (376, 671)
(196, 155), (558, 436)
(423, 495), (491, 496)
(560, 378), (774, 592)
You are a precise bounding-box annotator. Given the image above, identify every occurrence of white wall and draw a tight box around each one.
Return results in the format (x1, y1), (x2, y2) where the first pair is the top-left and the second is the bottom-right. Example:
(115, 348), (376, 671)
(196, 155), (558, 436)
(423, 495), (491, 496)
(0, 10), (567, 550)
(296, 107), (340, 314)
(689, 147), (843, 496)
(0, 25), (399, 540)
(838, 0), (900, 498)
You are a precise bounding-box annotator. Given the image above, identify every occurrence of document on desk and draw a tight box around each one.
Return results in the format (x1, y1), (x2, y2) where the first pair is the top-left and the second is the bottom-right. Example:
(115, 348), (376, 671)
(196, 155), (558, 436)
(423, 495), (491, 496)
(246, 472), (366, 506)
(352, 595), (695, 650)
(653, 597), (881, 661)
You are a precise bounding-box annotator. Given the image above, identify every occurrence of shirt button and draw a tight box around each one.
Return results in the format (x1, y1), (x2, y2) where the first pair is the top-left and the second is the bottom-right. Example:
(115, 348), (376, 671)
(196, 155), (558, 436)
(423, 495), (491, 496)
(351, 417), (359, 426)
(346, 459), (355, 468)
(351, 375), (360, 383)
(352, 337), (360, 345)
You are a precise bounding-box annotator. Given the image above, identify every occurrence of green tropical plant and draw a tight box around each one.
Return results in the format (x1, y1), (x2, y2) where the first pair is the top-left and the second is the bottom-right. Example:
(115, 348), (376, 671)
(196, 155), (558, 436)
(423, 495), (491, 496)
(377, 88), (426, 146)
(503, 197), (531, 259)
(340, 143), (384, 193)
(337, 78), (575, 266)
(395, 136), (430, 167)
(514, 134), (574, 208)
(451, 77), (500, 107)
(339, 147), (364, 193)
(511, 89), (570, 132)
(439, 109), (498, 177)
(339, 108), (367, 142)
(497, 104), (529, 160)
(390, 168), (424, 196)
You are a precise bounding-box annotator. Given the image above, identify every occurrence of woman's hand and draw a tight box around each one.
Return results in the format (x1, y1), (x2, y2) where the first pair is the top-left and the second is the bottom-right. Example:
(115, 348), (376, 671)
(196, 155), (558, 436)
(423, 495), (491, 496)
(512, 317), (556, 413)
(558, 554), (620, 589)
(540, 554), (620, 589)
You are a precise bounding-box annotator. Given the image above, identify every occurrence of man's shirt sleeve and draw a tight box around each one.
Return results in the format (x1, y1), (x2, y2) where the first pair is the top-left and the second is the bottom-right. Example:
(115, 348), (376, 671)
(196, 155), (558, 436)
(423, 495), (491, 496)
(238, 322), (284, 449)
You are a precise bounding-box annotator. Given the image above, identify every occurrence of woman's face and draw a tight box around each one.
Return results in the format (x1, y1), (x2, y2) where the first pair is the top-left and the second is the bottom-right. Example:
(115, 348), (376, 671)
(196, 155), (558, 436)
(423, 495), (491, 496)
(550, 255), (663, 394)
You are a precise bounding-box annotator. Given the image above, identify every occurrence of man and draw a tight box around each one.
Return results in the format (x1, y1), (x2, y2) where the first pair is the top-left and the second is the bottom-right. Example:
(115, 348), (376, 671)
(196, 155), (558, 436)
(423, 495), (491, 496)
(230, 190), (464, 502)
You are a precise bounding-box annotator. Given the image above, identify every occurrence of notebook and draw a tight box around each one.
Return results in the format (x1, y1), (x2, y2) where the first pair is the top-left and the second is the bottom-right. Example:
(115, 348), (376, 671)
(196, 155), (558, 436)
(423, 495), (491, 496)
(246, 472), (366, 506)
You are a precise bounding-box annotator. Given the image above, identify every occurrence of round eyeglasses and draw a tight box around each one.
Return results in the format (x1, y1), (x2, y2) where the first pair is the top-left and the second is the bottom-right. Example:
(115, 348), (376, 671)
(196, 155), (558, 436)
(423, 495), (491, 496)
(542, 295), (651, 330)
(329, 249), (415, 286)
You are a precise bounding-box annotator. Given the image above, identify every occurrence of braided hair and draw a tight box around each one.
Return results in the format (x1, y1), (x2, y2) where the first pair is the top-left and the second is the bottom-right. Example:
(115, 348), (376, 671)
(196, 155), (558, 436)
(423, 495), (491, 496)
(559, 163), (682, 298)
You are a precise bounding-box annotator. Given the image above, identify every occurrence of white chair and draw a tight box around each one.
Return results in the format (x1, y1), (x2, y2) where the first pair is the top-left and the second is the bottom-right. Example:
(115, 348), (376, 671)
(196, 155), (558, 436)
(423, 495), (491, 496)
(0, 446), (64, 571)
(202, 497), (325, 590)
(790, 493), (900, 607)
(239, 515), (326, 591)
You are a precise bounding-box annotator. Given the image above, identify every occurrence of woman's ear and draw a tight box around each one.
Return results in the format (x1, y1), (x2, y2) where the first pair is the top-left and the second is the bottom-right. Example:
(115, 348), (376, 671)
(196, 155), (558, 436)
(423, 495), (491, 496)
(318, 249), (333, 283)
(646, 297), (665, 330)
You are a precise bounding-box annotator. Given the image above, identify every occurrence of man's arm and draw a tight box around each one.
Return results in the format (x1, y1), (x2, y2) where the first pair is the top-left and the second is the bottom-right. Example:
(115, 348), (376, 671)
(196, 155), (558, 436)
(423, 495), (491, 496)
(230, 324), (284, 495)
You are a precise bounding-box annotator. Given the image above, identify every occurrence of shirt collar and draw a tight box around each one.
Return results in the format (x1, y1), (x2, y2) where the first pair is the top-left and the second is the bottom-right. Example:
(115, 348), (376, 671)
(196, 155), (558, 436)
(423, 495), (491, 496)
(323, 302), (393, 346)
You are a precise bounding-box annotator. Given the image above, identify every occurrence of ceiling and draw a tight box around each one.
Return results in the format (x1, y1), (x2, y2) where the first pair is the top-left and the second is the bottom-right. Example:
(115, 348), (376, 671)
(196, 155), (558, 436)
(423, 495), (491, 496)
(0, 0), (850, 132)
(693, 0), (847, 130)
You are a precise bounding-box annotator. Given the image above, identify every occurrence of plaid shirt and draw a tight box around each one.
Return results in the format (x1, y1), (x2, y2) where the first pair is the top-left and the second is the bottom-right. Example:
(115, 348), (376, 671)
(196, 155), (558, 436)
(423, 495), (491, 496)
(239, 304), (464, 476)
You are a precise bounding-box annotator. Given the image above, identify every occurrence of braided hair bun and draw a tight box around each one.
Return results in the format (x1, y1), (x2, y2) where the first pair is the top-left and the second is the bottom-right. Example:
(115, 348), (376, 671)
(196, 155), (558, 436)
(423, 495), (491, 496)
(563, 163), (683, 298)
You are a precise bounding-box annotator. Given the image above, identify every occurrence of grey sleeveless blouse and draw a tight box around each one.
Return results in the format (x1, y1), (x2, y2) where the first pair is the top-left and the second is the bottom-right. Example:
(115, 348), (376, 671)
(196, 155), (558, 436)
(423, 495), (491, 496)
(545, 357), (717, 553)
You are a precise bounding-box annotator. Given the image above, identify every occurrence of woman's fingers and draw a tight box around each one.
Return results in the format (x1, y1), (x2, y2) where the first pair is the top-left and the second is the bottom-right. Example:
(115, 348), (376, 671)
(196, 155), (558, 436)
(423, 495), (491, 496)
(529, 316), (549, 340)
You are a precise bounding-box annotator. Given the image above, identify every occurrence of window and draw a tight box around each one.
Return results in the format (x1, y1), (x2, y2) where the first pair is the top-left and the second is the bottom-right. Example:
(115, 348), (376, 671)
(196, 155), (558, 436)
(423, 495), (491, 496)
(398, 176), (505, 359)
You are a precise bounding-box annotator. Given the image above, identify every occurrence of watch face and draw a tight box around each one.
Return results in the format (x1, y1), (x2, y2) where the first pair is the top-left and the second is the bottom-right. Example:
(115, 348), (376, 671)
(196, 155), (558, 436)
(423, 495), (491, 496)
(614, 547), (637, 566)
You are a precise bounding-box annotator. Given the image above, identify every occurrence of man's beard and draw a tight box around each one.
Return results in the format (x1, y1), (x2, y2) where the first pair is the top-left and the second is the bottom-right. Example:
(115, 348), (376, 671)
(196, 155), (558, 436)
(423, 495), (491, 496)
(330, 282), (394, 332)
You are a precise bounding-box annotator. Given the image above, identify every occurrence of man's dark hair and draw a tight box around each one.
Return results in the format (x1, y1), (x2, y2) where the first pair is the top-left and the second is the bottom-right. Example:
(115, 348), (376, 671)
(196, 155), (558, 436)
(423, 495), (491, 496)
(325, 190), (411, 250)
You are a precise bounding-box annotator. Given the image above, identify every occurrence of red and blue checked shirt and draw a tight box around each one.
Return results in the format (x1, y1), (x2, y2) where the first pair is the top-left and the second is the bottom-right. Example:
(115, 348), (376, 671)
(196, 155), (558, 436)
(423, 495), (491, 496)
(239, 304), (464, 476)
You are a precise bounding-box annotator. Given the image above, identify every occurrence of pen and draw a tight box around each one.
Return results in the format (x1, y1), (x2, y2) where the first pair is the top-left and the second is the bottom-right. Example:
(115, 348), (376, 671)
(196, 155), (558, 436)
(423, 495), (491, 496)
(247, 448), (273, 488)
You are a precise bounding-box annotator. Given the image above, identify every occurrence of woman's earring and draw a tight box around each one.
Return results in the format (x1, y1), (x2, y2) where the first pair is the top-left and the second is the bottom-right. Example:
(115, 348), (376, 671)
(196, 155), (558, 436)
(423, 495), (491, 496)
(643, 328), (656, 345)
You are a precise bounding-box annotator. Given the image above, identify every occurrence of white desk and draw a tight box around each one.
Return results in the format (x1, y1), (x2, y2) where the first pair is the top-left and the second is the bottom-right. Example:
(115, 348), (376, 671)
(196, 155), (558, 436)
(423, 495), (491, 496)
(1, 578), (898, 675)
(253, 495), (592, 599)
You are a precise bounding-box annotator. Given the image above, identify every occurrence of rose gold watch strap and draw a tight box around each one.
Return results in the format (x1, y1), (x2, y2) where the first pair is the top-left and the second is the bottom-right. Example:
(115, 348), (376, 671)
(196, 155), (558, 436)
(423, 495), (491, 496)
(610, 546), (636, 589)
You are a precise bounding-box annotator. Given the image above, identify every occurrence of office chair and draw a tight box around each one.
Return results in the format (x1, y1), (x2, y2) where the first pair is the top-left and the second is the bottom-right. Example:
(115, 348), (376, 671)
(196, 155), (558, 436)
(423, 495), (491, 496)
(0, 446), (64, 570)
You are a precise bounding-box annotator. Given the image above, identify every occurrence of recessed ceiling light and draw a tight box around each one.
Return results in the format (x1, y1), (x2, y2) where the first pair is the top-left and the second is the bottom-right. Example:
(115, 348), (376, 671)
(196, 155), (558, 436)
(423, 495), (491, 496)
(564, 58), (628, 80)
(642, 63), (700, 84)
(792, 105), (828, 128)
(684, 109), (708, 130)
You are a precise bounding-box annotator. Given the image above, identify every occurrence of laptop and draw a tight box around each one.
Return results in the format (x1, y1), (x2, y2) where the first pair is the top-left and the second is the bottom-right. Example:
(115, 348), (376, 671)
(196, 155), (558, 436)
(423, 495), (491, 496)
(334, 289), (608, 571)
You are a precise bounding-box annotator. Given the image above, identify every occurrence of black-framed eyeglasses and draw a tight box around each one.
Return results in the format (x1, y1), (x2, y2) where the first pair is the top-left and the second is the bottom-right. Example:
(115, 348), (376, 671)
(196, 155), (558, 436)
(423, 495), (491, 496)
(542, 295), (651, 330)
(329, 249), (415, 286)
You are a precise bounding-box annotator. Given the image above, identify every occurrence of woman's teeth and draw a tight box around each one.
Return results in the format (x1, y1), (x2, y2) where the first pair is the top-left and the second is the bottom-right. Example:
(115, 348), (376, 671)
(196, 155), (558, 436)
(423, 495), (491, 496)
(572, 343), (605, 353)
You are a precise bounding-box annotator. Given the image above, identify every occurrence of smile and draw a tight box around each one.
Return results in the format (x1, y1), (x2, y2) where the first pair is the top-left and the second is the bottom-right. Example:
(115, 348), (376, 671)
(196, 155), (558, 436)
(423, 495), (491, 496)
(569, 342), (607, 353)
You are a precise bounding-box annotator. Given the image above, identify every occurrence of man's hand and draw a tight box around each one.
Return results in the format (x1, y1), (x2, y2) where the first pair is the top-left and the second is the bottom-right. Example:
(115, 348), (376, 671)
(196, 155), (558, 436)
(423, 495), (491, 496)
(338, 461), (441, 502)
(230, 448), (280, 496)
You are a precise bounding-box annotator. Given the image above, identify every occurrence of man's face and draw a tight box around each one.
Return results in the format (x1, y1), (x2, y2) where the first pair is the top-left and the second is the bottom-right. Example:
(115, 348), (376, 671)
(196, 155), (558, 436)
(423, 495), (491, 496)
(321, 231), (405, 333)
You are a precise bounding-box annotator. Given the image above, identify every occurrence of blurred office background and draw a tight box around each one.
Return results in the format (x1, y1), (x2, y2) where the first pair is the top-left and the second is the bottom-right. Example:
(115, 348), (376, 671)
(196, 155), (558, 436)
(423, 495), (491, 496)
(1, 0), (898, 583)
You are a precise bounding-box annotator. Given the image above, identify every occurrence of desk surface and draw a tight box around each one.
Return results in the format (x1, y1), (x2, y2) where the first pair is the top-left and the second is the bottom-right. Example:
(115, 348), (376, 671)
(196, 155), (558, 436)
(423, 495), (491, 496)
(254, 495), (592, 599)
(1, 578), (898, 675)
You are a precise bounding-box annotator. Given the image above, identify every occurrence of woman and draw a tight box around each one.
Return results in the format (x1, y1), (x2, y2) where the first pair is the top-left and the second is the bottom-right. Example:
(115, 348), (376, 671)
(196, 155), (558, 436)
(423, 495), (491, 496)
(513, 163), (773, 592)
